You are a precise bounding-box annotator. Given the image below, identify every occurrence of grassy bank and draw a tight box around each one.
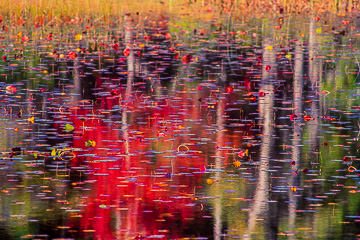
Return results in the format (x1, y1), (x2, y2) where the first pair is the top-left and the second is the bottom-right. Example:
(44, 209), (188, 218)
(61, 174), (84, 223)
(0, 0), (358, 25)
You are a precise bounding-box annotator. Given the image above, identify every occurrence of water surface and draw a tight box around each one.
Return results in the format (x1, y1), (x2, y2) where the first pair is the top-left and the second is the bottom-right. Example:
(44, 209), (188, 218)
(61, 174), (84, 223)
(0, 15), (360, 239)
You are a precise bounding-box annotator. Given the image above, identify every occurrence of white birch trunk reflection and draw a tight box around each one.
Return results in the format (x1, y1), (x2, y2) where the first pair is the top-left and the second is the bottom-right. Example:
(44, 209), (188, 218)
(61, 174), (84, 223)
(123, 14), (134, 171)
(214, 93), (225, 240)
(309, 17), (320, 89)
(308, 16), (321, 235)
(308, 18), (321, 159)
(72, 57), (81, 103)
(118, 14), (135, 240)
(245, 38), (275, 239)
(288, 40), (304, 238)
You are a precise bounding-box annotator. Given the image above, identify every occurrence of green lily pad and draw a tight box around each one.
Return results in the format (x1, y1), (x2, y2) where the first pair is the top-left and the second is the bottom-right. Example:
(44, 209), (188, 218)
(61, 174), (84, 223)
(64, 124), (74, 132)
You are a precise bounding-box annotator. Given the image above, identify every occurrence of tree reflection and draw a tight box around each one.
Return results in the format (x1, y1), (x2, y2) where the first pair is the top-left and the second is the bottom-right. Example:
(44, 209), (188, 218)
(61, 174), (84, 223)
(245, 37), (275, 239)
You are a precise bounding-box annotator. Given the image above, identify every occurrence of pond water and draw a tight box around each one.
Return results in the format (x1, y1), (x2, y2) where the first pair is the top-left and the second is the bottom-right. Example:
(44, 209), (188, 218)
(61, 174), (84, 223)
(0, 14), (360, 239)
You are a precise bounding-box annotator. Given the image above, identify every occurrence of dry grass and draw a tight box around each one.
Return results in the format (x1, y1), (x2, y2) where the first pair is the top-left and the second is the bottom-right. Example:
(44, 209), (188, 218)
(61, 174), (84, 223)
(0, 0), (358, 25)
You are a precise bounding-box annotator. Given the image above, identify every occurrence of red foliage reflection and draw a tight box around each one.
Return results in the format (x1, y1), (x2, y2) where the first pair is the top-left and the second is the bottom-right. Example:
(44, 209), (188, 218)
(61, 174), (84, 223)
(52, 84), (245, 239)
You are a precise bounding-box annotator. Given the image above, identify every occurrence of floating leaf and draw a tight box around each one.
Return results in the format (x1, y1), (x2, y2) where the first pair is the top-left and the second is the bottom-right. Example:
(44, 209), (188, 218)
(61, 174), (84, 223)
(75, 34), (82, 40)
(51, 148), (57, 156)
(5, 85), (17, 94)
(85, 140), (96, 147)
(233, 161), (241, 167)
(27, 116), (34, 124)
(123, 48), (130, 57)
(64, 124), (74, 132)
